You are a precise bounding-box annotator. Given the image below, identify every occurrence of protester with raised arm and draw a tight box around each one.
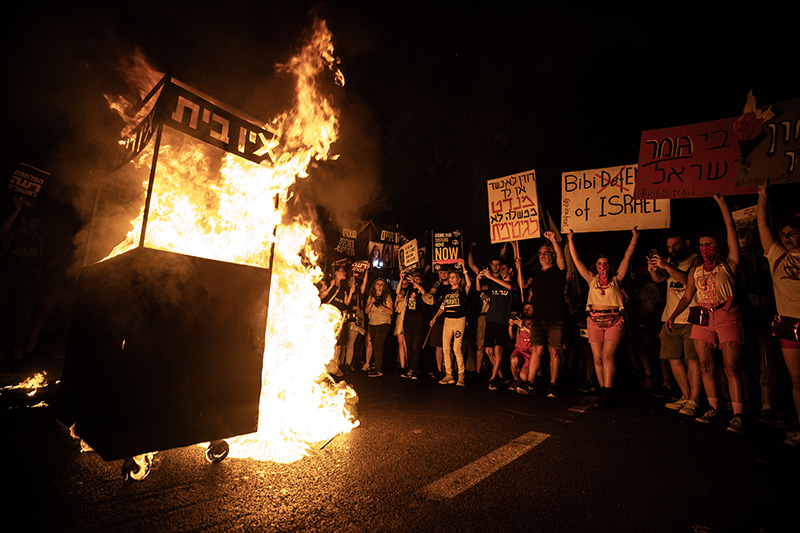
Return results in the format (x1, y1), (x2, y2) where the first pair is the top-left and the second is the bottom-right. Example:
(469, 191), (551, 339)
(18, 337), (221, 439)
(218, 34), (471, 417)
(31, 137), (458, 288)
(666, 193), (746, 433)
(757, 184), (800, 446)
(568, 227), (638, 406)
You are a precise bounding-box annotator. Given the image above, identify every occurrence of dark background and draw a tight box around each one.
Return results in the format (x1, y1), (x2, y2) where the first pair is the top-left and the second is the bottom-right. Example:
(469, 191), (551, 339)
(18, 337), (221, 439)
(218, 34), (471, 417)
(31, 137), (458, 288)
(4, 1), (799, 263)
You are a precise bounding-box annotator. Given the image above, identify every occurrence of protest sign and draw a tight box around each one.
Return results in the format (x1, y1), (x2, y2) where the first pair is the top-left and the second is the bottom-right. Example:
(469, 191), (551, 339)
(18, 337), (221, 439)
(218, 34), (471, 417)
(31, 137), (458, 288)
(8, 163), (49, 205)
(351, 260), (369, 280)
(399, 239), (419, 271)
(332, 227), (357, 258)
(487, 169), (541, 243)
(736, 96), (800, 187)
(635, 117), (756, 199)
(561, 164), (670, 233)
(732, 205), (758, 252)
(431, 229), (463, 272)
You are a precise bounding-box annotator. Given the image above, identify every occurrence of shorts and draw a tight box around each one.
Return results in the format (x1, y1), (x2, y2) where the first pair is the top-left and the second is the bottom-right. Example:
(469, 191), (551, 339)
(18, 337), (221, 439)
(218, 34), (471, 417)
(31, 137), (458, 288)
(779, 338), (800, 350)
(476, 315), (487, 347)
(587, 314), (625, 344)
(530, 320), (563, 349)
(484, 320), (509, 348)
(510, 348), (531, 373)
(659, 323), (697, 360)
(690, 307), (744, 347)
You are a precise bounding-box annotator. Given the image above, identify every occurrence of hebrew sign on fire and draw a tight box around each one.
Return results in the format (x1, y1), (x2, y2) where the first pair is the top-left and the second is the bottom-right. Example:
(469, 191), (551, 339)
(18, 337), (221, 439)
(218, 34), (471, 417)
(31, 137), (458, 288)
(736, 96), (800, 187)
(487, 169), (541, 243)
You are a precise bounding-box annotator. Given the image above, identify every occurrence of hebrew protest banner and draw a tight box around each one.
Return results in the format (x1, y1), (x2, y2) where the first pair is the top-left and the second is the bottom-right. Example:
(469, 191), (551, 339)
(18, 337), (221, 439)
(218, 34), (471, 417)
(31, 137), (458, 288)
(431, 229), (463, 272)
(487, 169), (541, 243)
(332, 227), (357, 258)
(8, 163), (49, 205)
(399, 239), (419, 271)
(561, 164), (670, 233)
(635, 117), (756, 199)
(736, 95), (800, 187)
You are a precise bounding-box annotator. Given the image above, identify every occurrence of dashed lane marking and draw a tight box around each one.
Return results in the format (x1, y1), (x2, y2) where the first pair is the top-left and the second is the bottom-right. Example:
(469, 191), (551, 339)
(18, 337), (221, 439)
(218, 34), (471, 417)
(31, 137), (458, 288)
(420, 431), (551, 500)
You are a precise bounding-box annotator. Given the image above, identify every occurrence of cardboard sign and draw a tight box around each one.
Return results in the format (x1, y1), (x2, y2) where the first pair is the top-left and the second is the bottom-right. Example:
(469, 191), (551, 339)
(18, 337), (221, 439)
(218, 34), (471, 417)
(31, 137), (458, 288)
(635, 117), (755, 198)
(8, 163), (49, 204)
(399, 239), (419, 271)
(736, 96), (800, 187)
(351, 260), (369, 280)
(561, 164), (670, 233)
(431, 229), (463, 272)
(732, 205), (758, 251)
(332, 228), (357, 257)
(487, 169), (541, 243)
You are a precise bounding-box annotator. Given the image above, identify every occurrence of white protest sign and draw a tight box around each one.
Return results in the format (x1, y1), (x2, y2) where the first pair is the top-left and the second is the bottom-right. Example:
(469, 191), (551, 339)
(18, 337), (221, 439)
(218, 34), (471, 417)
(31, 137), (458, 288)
(732, 205), (758, 251)
(561, 164), (670, 233)
(487, 169), (541, 243)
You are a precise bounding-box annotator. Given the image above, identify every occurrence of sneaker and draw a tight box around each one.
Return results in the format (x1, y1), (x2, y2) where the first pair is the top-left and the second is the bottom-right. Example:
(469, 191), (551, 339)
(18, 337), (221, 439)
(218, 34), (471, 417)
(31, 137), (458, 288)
(409, 371), (419, 380)
(488, 379), (499, 391)
(579, 379), (595, 393)
(368, 369), (383, 378)
(439, 374), (455, 385)
(509, 379), (520, 391)
(727, 414), (744, 434)
(785, 431), (800, 446)
(528, 383), (540, 395)
(678, 399), (699, 417)
(696, 407), (722, 424)
(597, 387), (613, 407)
(361, 362), (371, 371)
(456, 377), (466, 387)
(757, 409), (778, 425)
(547, 382), (559, 398)
(516, 383), (530, 395)
(400, 369), (411, 379)
(665, 397), (689, 411)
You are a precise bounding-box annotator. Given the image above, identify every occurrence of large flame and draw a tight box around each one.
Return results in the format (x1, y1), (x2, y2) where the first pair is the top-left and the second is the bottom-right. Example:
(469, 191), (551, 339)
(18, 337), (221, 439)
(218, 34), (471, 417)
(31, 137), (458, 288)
(104, 19), (358, 462)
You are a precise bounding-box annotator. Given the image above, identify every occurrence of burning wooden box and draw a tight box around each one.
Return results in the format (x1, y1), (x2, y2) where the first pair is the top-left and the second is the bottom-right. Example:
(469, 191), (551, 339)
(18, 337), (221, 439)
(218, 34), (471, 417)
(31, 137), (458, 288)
(59, 77), (279, 461)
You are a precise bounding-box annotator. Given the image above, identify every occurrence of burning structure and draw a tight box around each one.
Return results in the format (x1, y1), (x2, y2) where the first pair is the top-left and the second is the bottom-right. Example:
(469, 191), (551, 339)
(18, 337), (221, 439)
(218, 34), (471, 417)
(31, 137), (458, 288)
(58, 19), (358, 469)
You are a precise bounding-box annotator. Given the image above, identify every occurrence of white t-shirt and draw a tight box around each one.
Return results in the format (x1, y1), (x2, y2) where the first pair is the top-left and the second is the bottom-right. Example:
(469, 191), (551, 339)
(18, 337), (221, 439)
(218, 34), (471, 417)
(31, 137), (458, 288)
(766, 241), (800, 318)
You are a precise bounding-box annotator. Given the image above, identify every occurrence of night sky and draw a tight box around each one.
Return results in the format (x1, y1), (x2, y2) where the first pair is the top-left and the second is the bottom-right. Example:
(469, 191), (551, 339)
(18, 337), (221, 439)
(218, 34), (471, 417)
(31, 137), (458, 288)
(5, 2), (798, 262)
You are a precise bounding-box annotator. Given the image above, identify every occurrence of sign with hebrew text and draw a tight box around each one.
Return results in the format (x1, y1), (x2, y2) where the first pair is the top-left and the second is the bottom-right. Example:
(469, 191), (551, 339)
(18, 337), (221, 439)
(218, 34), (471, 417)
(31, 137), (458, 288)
(635, 117), (755, 198)
(8, 163), (49, 205)
(736, 96), (800, 187)
(487, 169), (541, 243)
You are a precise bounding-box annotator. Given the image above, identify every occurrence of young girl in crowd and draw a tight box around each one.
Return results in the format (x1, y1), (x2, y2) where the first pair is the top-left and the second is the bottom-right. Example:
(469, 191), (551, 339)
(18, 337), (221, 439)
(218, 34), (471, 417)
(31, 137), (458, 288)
(509, 315), (534, 394)
(568, 227), (639, 406)
(430, 259), (471, 386)
(666, 193), (746, 433)
(365, 278), (394, 377)
(757, 184), (800, 446)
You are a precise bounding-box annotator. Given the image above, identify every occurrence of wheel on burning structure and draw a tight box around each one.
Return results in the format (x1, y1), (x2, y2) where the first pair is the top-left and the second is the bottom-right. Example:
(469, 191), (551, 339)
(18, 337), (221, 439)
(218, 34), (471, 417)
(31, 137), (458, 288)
(121, 453), (153, 481)
(206, 440), (230, 463)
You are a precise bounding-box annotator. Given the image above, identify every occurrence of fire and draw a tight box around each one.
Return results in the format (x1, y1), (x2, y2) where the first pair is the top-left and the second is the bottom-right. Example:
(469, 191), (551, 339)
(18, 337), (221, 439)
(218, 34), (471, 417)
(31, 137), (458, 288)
(4, 371), (49, 397)
(103, 19), (358, 462)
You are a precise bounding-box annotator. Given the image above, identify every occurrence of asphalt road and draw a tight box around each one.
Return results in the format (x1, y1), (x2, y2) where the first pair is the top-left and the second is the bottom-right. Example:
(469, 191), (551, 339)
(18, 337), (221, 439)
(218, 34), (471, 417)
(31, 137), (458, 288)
(2, 360), (798, 532)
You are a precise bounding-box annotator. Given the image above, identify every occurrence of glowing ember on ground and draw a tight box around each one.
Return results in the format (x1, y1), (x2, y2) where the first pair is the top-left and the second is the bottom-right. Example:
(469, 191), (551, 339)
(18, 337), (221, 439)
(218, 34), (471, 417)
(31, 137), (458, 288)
(104, 19), (358, 462)
(3, 371), (49, 397)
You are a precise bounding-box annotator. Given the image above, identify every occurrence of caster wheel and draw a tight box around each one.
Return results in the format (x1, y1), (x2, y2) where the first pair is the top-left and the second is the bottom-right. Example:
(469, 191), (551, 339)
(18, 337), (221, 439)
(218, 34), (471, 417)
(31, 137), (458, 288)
(206, 440), (229, 464)
(122, 453), (153, 481)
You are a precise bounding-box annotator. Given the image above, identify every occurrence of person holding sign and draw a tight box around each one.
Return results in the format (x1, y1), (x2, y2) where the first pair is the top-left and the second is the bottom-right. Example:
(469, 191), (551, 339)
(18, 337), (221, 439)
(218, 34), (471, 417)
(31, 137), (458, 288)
(568, 227), (639, 406)
(665, 193), (746, 434)
(365, 279), (395, 377)
(430, 260), (472, 386)
(757, 184), (800, 446)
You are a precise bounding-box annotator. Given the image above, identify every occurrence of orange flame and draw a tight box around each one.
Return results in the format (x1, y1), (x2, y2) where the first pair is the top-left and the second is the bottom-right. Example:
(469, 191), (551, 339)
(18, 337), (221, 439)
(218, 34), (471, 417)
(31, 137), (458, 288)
(105, 19), (358, 462)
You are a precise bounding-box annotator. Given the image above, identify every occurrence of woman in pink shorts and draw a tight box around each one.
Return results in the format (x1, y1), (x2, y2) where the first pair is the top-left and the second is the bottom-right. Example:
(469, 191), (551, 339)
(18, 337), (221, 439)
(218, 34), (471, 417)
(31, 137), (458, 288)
(667, 193), (745, 433)
(568, 227), (639, 406)
(758, 184), (800, 446)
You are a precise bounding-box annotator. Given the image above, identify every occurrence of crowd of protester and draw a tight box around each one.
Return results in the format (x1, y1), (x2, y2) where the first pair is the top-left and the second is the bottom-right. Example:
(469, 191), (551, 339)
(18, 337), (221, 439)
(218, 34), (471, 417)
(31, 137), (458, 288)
(321, 189), (800, 447)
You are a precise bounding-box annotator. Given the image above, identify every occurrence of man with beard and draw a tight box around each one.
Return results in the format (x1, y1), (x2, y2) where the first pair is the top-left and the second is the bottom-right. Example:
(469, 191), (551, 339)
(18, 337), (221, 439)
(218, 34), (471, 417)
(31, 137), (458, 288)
(648, 233), (701, 416)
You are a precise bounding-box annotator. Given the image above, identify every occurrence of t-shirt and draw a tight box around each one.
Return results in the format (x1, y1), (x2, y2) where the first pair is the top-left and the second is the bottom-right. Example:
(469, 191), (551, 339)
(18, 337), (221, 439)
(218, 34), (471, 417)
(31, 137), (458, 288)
(486, 279), (514, 324)
(322, 284), (347, 312)
(766, 241), (800, 318)
(661, 254), (697, 323)
(586, 276), (624, 310)
(529, 266), (566, 321)
(404, 288), (426, 317)
(694, 262), (735, 308)
(443, 287), (468, 319)
(368, 294), (393, 326)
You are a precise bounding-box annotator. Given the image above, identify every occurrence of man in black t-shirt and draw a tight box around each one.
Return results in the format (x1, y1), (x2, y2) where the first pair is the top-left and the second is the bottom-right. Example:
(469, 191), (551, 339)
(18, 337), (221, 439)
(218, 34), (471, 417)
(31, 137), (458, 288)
(517, 231), (567, 396)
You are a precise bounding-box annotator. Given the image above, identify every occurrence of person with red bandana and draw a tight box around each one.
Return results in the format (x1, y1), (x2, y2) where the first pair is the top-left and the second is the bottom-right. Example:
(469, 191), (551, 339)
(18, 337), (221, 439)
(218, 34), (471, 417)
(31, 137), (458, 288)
(666, 193), (746, 433)
(757, 184), (800, 446)
(568, 227), (639, 406)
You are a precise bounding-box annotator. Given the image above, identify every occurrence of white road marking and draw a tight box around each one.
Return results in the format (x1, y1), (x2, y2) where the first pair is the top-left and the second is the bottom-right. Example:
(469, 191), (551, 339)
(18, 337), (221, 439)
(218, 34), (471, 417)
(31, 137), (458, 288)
(420, 431), (550, 500)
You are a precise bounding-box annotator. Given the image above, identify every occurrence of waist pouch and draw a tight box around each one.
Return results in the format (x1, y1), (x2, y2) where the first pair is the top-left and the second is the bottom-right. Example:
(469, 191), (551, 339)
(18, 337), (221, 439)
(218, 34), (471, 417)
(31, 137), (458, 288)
(688, 306), (710, 326)
(771, 315), (800, 342)
(590, 312), (620, 329)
